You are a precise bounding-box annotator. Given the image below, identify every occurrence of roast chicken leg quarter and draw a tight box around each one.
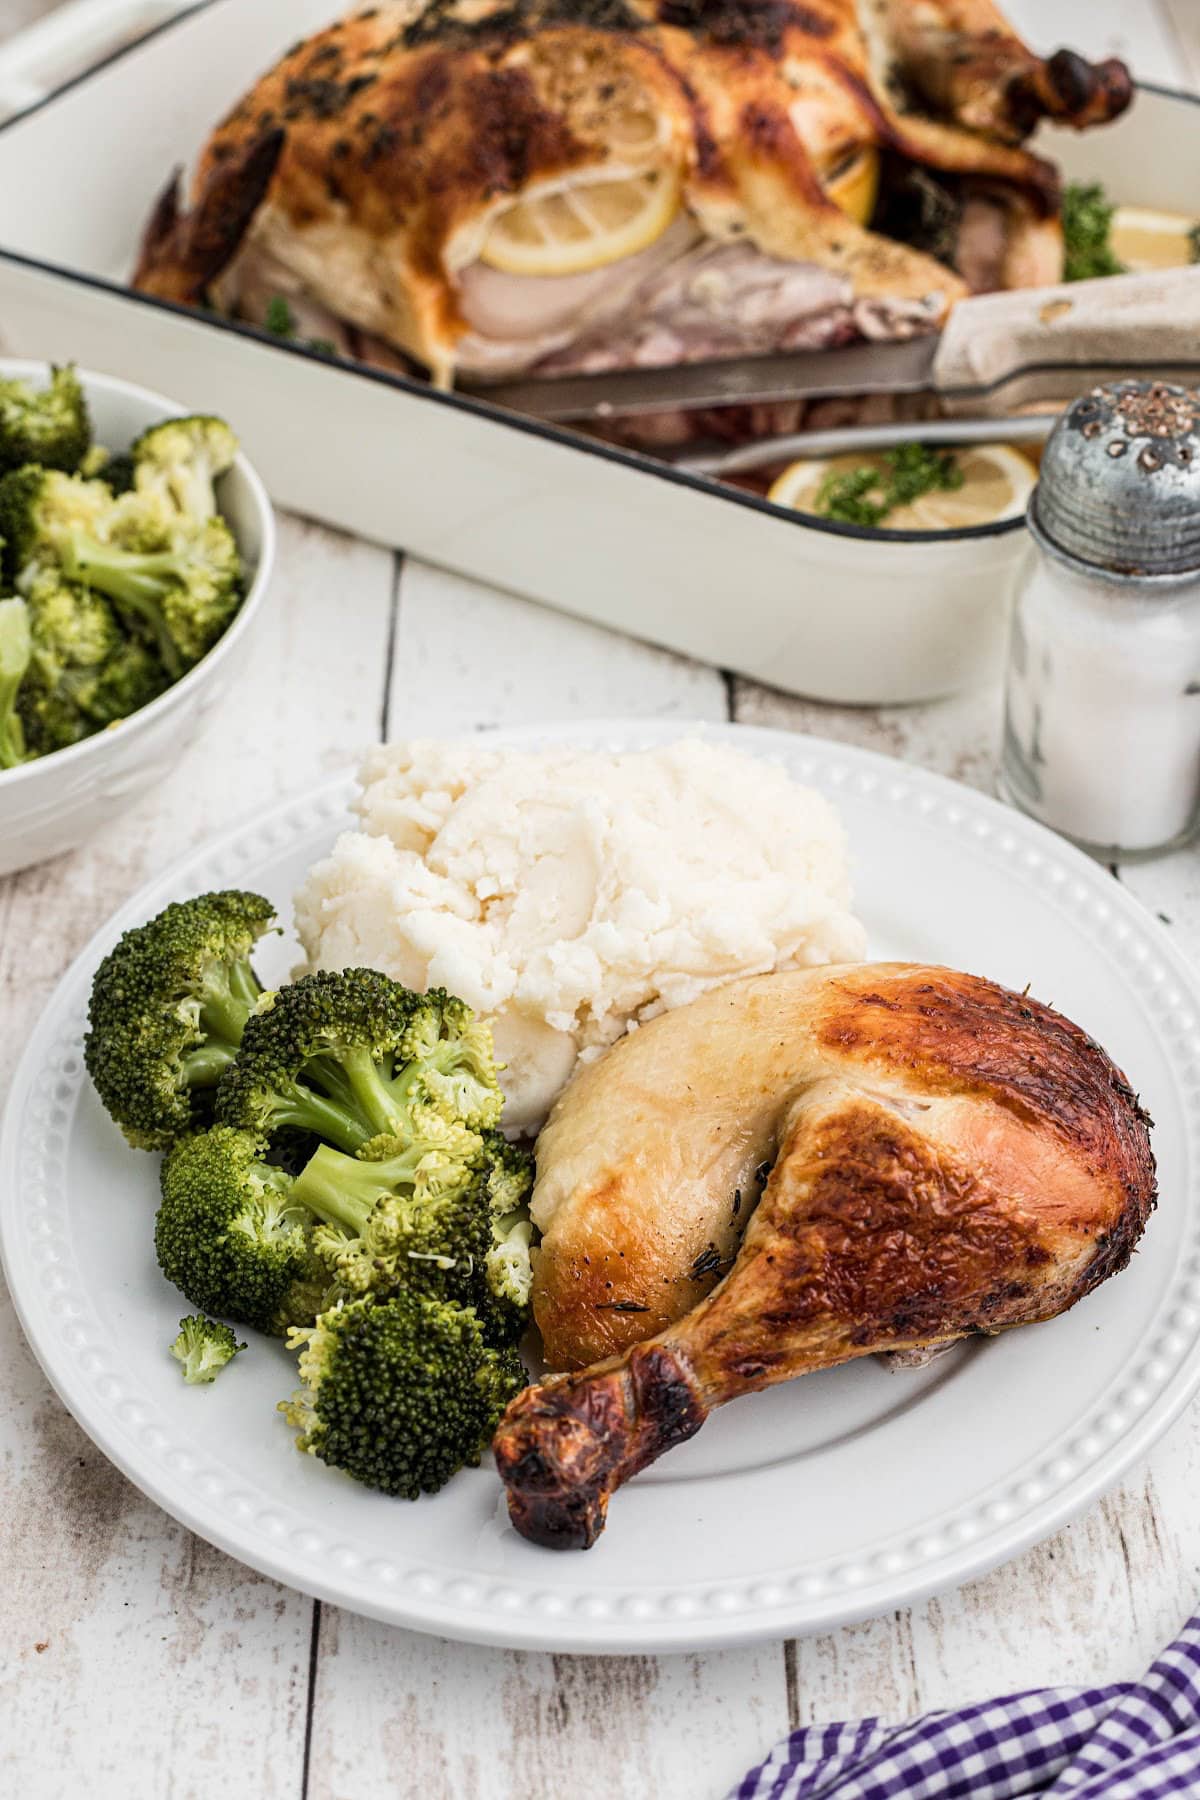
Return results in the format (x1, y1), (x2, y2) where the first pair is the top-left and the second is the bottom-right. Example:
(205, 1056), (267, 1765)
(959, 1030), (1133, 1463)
(494, 965), (1156, 1549)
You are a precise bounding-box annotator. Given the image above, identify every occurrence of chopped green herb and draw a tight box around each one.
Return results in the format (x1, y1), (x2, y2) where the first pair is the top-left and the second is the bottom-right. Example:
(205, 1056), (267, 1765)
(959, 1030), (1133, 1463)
(816, 442), (964, 529)
(264, 295), (296, 338)
(1062, 181), (1125, 283)
(263, 297), (340, 359)
(1189, 223), (1200, 266)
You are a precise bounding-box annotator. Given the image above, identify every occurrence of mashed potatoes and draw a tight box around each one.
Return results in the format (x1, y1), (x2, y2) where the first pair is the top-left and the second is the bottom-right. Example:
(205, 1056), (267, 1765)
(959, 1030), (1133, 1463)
(294, 738), (866, 1132)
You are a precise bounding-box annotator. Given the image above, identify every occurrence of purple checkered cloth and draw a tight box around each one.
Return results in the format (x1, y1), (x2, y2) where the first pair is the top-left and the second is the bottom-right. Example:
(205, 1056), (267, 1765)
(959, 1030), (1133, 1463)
(730, 1614), (1200, 1799)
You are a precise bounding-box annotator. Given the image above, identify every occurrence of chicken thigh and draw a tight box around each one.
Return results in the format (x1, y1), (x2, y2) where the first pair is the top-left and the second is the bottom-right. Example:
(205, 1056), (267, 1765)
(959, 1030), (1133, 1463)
(494, 965), (1155, 1548)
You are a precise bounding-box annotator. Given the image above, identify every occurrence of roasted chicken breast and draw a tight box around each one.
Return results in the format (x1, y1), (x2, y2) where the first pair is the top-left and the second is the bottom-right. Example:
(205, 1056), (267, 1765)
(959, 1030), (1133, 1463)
(496, 964), (1155, 1548)
(134, 0), (1131, 385)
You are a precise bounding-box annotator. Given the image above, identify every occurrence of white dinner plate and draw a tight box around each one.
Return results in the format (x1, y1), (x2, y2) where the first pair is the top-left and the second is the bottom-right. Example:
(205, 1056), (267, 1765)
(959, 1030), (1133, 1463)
(4, 721), (1200, 1653)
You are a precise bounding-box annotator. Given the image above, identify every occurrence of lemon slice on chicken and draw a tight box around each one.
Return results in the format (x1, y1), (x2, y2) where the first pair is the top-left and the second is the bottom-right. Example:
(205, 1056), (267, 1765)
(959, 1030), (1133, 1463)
(823, 146), (879, 226)
(1110, 206), (1198, 273)
(769, 443), (1038, 531)
(479, 169), (682, 277)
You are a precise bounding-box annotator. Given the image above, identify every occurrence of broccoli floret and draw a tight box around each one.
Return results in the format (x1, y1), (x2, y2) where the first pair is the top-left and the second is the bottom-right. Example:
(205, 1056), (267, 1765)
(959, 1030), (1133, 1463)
(132, 416), (238, 525)
(0, 465), (113, 586)
(280, 1291), (525, 1497)
(60, 512), (243, 679)
(402, 989), (504, 1129)
(170, 1313), (246, 1384)
(0, 596), (31, 770)
(215, 970), (504, 1156)
(100, 450), (136, 495)
(288, 1124), (534, 1345)
(289, 1109), (489, 1296)
(85, 890), (277, 1150)
(79, 445), (135, 492)
(0, 365), (90, 475)
(158, 1128), (328, 1334)
(79, 445), (111, 479)
(78, 633), (169, 727)
(0, 465), (244, 679)
(17, 569), (120, 753)
(479, 1131), (536, 1339)
(15, 567), (167, 754)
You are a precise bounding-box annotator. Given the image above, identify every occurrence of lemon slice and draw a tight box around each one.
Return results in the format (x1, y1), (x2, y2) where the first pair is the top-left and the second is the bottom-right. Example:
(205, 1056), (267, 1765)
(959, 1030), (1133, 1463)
(823, 146), (879, 226)
(478, 169), (681, 277)
(768, 443), (1038, 531)
(1110, 205), (1198, 272)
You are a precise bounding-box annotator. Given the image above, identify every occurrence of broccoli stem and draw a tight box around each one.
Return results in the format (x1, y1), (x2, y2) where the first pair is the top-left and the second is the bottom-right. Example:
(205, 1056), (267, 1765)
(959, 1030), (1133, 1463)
(197, 979), (257, 1051)
(181, 1041), (240, 1087)
(59, 536), (183, 677)
(290, 1141), (427, 1234)
(197, 959), (260, 1046)
(264, 1079), (375, 1156)
(338, 1044), (407, 1139)
(179, 958), (264, 1089)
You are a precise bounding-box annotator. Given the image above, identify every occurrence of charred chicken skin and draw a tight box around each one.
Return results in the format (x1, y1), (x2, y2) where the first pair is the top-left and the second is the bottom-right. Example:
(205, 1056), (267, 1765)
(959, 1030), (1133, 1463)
(134, 0), (1131, 385)
(494, 964), (1155, 1549)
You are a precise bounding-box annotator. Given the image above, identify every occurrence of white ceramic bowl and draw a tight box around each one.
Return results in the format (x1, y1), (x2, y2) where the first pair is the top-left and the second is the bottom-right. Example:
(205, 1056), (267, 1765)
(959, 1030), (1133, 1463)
(0, 360), (274, 876)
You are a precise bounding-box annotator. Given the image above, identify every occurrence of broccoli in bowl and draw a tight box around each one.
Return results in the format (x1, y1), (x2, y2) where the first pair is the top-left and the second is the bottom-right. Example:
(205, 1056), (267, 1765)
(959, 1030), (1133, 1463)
(0, 365), (247, 773)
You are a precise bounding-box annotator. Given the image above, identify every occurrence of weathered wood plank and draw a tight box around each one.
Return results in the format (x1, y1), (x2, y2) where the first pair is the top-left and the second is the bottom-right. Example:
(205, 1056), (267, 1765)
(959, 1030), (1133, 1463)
(0, 515), (396, 1798)
(308, 1621), (786, 1800)
(385, 560), (729, 734)
(732, 677), (1002, 793)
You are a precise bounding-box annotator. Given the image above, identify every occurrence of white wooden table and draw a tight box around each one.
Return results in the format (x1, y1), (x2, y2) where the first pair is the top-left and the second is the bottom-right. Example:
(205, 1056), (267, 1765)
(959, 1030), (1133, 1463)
(3, 4), (1200, 1795)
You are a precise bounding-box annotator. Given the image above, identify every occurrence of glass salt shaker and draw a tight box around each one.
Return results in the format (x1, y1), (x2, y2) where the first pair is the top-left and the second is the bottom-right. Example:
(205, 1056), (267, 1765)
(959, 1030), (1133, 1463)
(1001, 380), (1200, 858)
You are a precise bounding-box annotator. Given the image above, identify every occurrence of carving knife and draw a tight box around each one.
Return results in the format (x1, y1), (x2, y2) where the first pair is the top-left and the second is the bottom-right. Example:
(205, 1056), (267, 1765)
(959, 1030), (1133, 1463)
(465, 268), (1200, 423)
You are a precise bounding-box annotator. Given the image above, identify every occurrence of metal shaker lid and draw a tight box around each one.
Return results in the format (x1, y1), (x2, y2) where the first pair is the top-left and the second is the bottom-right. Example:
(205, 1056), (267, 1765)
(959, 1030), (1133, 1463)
(1032, 380), (1200, 577)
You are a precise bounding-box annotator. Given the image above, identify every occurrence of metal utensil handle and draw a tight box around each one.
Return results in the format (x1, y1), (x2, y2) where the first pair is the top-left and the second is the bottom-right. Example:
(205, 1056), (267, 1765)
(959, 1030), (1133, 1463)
(934, 267), (1200, 412)
(679, 412), (1054, 477)
(0, 0), (197, 125)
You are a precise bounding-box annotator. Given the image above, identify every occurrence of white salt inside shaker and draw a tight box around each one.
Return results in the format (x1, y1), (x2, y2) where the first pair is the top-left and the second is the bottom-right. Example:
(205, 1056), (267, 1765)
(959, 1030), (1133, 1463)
(1001, 381), (1200, 858)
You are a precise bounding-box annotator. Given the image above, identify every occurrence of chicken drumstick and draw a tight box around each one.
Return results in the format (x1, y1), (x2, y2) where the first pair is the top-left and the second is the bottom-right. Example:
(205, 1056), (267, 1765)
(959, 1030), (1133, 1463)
(494, 965), (1155, 1549)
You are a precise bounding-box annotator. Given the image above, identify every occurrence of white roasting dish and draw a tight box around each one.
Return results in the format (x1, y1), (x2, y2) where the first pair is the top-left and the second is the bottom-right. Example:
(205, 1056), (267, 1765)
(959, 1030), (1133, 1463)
(0, 1), (1194, 705)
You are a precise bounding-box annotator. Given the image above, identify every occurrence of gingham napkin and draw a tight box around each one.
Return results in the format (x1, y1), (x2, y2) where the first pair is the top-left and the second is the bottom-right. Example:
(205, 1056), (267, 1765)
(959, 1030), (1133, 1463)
(730, 1614), (1200, 1799)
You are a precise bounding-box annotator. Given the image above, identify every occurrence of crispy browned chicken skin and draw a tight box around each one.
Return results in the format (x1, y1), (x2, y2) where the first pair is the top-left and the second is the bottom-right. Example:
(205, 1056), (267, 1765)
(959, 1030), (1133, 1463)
(494, 965), (1155, 1549)
(133, 0), (1130, 381)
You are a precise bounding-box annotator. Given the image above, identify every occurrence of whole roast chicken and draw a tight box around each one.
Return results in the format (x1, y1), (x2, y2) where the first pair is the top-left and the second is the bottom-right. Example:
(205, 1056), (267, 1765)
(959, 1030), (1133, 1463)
(494, 964), (1156, 1549)
(133, 0), (1131, 386)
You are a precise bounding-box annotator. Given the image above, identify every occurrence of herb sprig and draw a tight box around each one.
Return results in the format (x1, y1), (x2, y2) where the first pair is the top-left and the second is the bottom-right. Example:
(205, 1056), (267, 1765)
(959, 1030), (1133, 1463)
(1062, 181), (1125, 283)
(263, 295), (338, 358)
(816, 442), (964, 529)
